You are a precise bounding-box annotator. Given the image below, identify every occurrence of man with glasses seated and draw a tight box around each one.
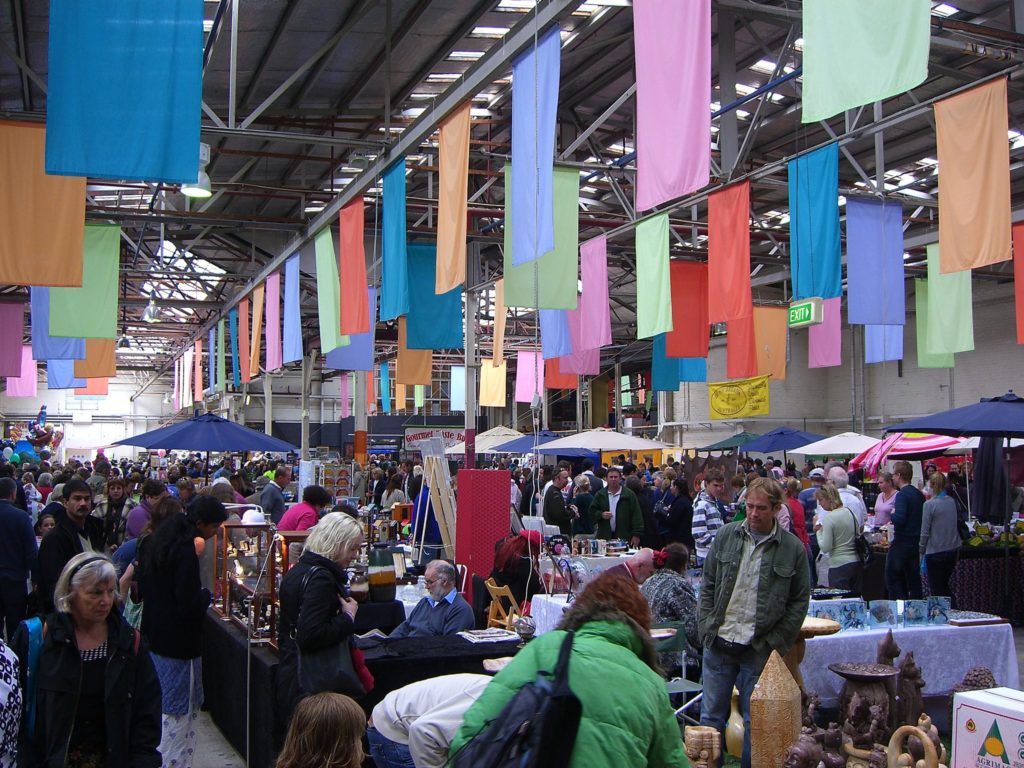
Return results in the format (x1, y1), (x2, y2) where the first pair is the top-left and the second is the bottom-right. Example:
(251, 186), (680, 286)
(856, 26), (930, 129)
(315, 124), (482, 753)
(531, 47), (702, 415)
(389, 560), (474, 639)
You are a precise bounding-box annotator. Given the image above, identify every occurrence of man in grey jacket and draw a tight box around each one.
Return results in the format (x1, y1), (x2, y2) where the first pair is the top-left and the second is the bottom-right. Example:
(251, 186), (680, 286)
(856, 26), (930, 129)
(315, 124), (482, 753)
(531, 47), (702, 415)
(697, 477), (810, 768)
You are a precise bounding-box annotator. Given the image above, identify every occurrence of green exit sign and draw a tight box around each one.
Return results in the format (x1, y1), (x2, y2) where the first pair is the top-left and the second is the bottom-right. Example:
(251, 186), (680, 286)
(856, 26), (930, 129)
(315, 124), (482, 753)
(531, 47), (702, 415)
(788, 297), (824, 328)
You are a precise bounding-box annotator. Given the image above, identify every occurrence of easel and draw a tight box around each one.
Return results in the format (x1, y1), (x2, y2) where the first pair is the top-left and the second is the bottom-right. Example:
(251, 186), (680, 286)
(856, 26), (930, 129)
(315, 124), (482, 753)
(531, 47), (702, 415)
(415, 437), (457, 561)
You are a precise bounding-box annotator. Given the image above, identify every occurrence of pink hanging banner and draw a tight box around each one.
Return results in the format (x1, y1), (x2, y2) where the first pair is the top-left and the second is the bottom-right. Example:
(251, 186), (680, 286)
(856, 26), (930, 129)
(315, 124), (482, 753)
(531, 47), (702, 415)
(557, 348), (600, 376)
(808, 296), (843, 368)
(265, 272), (282, 371)
(6, 345), (36, 397)
(339, 373), (351, 419)
(573, 236), (612, 351)
(0, 303), (24, 376)
(514, 351), (544, 403)
(633, 0), (711, 210)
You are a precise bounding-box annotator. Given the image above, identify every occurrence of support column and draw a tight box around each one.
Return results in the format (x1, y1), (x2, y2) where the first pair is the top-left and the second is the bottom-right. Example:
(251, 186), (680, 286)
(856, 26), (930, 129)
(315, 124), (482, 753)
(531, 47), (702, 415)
(613, 362), (622, 431)
(464, 289), (477, 468)
(300, 351), (315, 461)
(262, 376), (273, 436)
(354, 370), (368, 465)
(541, 385), (550, 431)
(718, 11), (739, 175)
(575, 379), (583, 432)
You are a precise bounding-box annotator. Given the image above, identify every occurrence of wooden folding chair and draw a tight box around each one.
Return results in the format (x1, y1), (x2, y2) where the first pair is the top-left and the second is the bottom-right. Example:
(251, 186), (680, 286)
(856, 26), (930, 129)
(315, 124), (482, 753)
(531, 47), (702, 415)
(484, 577), (520, 630)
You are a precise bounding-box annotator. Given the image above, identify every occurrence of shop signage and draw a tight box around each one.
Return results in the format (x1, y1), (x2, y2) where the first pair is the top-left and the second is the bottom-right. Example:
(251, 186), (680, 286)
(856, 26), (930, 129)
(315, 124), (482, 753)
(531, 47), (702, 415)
(788, 297), (824, 328)
(403, 426), (465, 453)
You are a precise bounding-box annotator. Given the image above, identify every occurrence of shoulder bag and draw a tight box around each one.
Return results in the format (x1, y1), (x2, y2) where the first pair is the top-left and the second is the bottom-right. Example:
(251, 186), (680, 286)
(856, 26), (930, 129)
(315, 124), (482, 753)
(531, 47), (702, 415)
(848, 509), (874, 567)
(293, 566), (365, 698)
(451, 630), (582, 768)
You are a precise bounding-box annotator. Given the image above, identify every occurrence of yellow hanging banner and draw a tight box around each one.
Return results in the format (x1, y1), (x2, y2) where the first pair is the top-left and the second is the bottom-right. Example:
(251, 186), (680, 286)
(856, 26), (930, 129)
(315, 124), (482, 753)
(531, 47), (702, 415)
(708, 375), (770, 420)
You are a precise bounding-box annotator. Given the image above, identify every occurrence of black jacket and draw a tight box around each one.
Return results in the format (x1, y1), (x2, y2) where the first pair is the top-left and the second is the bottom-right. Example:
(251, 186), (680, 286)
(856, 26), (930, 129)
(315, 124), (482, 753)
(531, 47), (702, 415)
(138, 530), (210, 660)
(0, 499), (37, 583)
(275, 551), (355, 730)
(663, 493), (696, 551)
(37, 509), (105, 614)
(542, 484), (572, 536)
(12, 611), (161, 768)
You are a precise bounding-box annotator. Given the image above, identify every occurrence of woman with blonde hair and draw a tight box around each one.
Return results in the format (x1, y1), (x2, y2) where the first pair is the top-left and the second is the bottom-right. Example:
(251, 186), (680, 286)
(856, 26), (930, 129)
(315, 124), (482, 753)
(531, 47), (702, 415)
(276, 692), (365, 768)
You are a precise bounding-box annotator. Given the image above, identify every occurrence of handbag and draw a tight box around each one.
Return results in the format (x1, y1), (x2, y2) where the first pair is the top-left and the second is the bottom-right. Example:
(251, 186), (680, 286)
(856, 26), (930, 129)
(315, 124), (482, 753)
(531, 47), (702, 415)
(451, 630), (582, 768)
(848, 509), (874, 567)
(294, 567), (365, 698)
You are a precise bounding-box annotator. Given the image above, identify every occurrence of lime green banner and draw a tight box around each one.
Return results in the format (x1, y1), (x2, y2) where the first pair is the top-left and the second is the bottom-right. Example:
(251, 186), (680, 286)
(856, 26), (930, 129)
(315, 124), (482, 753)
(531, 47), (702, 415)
(914, 279), (954, 369)
(50, 224), (120, 338)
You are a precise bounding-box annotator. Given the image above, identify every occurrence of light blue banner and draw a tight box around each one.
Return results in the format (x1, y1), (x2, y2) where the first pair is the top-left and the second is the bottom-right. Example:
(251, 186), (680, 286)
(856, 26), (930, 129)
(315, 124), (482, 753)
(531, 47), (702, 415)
(283, 255), (303, 363)
(380, 159), (409, 321)
(30, 288), (84, 361)
(789, 143), (841, 300)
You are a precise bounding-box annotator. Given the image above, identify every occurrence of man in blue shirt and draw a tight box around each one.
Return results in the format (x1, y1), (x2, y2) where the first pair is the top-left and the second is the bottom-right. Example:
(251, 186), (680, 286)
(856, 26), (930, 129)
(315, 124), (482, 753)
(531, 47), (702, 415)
(0, 477), (36, 639)
(390, 560), (474, 639)
(887, 461), (925, 599)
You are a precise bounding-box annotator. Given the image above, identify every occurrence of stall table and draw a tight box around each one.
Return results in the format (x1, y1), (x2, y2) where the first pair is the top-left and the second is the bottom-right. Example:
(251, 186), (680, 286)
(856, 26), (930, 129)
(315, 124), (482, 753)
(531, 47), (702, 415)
(531, 593), (572, 635)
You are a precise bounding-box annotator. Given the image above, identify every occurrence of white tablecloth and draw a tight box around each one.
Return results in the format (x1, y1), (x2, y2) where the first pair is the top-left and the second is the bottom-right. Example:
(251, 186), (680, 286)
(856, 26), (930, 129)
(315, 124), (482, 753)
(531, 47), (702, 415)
(539, 554), (630, 576)
(802, 623), (1020, 707)
(532, 593), (572, 635)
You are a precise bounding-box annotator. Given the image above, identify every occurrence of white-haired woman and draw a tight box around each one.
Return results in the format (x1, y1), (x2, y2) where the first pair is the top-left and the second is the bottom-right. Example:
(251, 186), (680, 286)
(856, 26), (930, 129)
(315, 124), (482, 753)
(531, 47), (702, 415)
(13, 552), (161, 767)
(275, 512), (372, 744)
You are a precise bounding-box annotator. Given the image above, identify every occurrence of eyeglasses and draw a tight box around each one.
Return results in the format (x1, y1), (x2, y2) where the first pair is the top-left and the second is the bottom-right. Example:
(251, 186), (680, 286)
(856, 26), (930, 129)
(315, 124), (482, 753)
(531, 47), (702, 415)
(424, 577), (440, 586)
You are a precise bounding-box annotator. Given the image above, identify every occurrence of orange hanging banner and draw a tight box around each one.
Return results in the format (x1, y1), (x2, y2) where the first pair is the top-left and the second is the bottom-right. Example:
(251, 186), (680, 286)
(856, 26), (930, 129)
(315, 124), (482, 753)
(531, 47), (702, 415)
(435, 102), (471, 294)
(726, 313), (757, 379)
(367, 368), (376, 414)
(239, 298), (251, 384)
(74, 377), (108, 397)
(74, 338), (116, 379)
(546, 358), (578, 391)
(707, 180), (752, 323)
(752, 306), (788, 381)
(935, 77), (1011, 273)
(396, 316), (433, 385)
(338, 198), (370, 335)
(250, 283), (264, 377)
(665, 260), (709, 357)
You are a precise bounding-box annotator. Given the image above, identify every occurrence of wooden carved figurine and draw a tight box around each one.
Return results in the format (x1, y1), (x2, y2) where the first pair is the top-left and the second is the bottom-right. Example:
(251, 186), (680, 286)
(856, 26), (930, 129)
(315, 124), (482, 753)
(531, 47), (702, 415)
(684, 725), (721, 768)
(725, 687), (744, 759)
(783, 734), (825, 768)
(876, 629), (901, 666)
(803, 690), (822, 730)
(820, 722), (846, 768)
(907, 714), (947, 766)
(896, 652), (925, 726)
(886, 724), (947, 768)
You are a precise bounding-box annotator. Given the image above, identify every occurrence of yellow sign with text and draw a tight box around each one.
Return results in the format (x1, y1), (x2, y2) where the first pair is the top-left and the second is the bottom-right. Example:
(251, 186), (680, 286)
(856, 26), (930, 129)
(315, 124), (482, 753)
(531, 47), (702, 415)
(708, 375), (770, 420)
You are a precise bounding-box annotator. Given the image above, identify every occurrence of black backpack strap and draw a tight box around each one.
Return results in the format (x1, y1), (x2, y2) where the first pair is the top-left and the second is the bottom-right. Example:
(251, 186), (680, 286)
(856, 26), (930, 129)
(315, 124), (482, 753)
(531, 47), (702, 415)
(552, 630), (574, 682)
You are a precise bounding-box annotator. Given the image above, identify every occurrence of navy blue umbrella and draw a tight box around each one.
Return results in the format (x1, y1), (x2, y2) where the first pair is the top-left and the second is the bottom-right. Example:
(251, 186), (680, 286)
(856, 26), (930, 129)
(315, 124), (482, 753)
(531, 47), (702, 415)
(114, 412), (298, 453)
(490, 430), (561, 453)
(884, 391), (1024, 438)
(739, 427), (825, 455)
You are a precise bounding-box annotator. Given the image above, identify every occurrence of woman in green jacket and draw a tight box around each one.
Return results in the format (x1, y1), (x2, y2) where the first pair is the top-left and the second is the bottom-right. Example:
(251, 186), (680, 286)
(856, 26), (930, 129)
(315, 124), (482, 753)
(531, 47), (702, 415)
(450, 571), (688, 767)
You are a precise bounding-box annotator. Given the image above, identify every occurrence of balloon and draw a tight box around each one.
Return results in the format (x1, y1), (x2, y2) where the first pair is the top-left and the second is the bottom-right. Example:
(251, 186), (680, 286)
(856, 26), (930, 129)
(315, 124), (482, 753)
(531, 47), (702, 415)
(2, 448), (12, 459)
(9, 454), (21, 464)
(157, 450), (166, 458)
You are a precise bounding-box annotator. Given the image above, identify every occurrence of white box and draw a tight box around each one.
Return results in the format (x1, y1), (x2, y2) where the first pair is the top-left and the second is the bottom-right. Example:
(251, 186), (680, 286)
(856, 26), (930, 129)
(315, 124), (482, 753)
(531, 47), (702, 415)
(952, 687), (1024, 768)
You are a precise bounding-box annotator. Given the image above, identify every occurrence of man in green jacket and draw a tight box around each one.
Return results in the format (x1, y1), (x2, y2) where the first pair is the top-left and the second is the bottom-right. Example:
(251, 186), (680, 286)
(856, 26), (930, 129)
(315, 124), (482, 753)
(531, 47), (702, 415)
(591, 467), (644, 545)
(697, 477), (810, 768)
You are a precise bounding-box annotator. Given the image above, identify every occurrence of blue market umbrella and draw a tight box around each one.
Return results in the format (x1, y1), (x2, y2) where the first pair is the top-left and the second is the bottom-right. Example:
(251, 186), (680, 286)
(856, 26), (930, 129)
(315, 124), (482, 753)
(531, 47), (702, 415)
(490, 430), (561, 453)
(739, 427), (825, 455)
(114, 412), (298, 453)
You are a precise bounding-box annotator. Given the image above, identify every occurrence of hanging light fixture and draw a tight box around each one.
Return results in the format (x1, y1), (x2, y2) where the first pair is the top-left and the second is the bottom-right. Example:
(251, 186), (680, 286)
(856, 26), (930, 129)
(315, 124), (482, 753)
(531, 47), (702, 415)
(181, 142), (213, 198)
(142, 297), (160, 323)
(117, 334), (131, 349)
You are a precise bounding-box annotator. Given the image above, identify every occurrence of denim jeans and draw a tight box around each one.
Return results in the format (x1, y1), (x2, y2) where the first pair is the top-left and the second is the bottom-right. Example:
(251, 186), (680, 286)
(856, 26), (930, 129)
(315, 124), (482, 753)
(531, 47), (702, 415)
(925, 548), (959, 606)
(885, 540), (922, 599)
(700, 641), (771, 768)
(367, 726), (416, 768)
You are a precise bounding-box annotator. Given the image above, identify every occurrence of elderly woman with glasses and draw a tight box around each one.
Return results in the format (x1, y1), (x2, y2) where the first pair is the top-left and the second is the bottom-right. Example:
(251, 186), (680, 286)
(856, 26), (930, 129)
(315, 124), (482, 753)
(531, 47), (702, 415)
(13, 551), (161, 767)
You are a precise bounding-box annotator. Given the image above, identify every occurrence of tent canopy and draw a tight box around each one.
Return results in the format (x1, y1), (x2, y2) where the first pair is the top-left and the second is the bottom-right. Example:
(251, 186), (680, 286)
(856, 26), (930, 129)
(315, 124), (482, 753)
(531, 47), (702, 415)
(490, 430), (562, 454)
(699, 431), (762, 452)
(885, 391), (1024, 439)
(113, 412), (298, 453)
(739, 427), (825, 455)
(848, 432), (965, 475)
(534, 428), (668, 455)
(789, 432), (881, 456)
(444, 425), (524, 455)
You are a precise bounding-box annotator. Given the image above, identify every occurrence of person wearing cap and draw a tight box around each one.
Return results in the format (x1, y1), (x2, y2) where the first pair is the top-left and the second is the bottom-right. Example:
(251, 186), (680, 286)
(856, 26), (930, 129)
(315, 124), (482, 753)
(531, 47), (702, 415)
(37, 478), (105, 613)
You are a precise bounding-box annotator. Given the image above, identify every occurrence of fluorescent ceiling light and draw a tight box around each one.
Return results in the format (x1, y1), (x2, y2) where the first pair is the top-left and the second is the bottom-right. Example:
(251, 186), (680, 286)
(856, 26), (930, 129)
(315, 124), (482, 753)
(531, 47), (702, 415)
(426, 73), (461, 83)
(448, 51), (484, 61)
(932, 3), (959, 17)
(751, 59), (776, 75)
(471, 26), (510, 38)
(181, 170), (211, 198)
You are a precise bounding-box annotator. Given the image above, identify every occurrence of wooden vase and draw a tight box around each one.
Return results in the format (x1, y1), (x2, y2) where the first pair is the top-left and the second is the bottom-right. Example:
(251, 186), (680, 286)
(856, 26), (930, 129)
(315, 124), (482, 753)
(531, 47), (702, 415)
(725, 687), (745, 759)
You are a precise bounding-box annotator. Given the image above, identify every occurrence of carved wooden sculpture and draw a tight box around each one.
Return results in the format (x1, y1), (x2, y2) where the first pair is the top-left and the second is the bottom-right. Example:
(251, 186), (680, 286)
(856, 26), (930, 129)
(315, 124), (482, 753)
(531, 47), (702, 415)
(684, 725), (721, 768)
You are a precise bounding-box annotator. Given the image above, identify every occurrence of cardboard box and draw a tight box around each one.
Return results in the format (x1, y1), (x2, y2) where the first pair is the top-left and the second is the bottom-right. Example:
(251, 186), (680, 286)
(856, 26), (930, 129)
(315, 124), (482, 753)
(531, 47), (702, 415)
(953, 687), (1024, 768)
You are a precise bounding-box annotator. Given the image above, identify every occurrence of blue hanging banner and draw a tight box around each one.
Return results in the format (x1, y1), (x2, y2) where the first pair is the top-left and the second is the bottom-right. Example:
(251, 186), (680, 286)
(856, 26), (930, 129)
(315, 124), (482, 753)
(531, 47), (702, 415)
(865, 325), (904, 364)
(846, 198), (906, 325)
(229, 308), (241, 388)
(30, 288), (85, 361)
(539, 309), (572, 360)
(380, 362), (391, 414)
(788, 143), (841, 300)
(46, 359), (85, 390)
(380, 159), (410, 321)
(325, 288), (377, 372)
(283, 255), (303, 364)
(406, 244), (463, 350)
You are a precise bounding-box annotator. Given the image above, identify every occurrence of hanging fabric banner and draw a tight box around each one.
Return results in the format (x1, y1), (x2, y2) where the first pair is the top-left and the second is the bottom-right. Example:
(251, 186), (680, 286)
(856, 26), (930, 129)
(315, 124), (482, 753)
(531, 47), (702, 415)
(936, 77), (1012, 273)
(574, 235), (611, 350)
(0, 304), (23, 376)
(74, 338), (115, 379)
(621, 376), (632, 407)
(503, 163), (579, 309)
(229, 308), (241, 388)
(208, 328), (215, 392)
(493, 278), (507, 364)
(753, 306), (789, 381)
(436, 102), (471, 294)
(707, 181), (752, 323)
(652, 334), (681, 392)
(801, 0), (929, 123)
(173, 358), (180, 412)
(414, 384), (426, 409)
(546, 360), (577, 391)
(789, 143), (842, 300)
(239, 299), (251, 385)
(367, 368), (376, 415)
(216, 320), (227, 391)
(1014, 223), (1024, 345)
(479, 358), (507, 407)
(381, 158), (409, 321)
(540, 309), (572, 360)
(6, 346), (36, 397)
(183, 350), (193, 408)
(914, 279), (954, 368)
(557, 347), (600, 376)
(250, 283), (265, 377)
(339, 374), (351, 419)
(396, 316), (432, 385)
(408, 243), (463, 350)
(708, 375), (770, 420)
(380, 362), (391, 414)
(47, 359), (85, 390)
(265, 272), (282, 371)
(925, 243), (974, 353)
(665, 260), (709, 358)
(314, 228), (346, 355)
(808, 297), (843, 368)
(49, 224), (119, 339)
(193, 338), (203, 402)
(846, 198), (906, 326)
(633, 0), (710, 210)
(510, 24), (561, 266)
(395, 383), (407, 411)
(865, 325), (903, 364)
(449, 366), (466, 411)
(679, 358), (707, 383)
(46, 0), (201, 183)
(283, 254), (303, 364)
(74, 378), (108, 397)
(0, 123), (85, 287)
(31, 288), (84, 361)
(325, 288), (376, 372)
(339, 199), (370, 335)
(635, 212), (673, 339)
(726, 314), (758, 379)
(514, 351), (544, 403)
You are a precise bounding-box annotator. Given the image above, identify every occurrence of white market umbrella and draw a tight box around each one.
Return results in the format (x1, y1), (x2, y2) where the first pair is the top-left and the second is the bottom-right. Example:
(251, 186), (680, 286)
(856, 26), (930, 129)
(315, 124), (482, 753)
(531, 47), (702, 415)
(535, 428), (669, 455)
(947, 436), (1024, 452)
(789, 432), (881, 456)
(444, 425), (524, 455)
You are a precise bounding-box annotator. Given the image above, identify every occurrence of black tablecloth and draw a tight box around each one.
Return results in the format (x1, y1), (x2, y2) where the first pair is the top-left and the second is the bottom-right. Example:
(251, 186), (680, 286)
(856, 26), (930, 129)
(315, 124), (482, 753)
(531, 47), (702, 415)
(352, 599), (406, 634)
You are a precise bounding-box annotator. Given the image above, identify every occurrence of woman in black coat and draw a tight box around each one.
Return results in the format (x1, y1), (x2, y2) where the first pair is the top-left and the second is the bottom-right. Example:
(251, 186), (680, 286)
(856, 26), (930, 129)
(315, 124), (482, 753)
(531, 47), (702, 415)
(13, 552), (161, 767)
(275, 512), (368, 744)
(663, 478), (696, 552)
